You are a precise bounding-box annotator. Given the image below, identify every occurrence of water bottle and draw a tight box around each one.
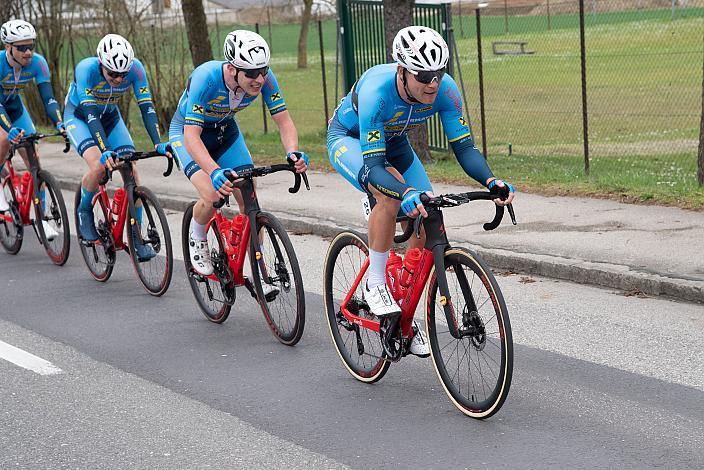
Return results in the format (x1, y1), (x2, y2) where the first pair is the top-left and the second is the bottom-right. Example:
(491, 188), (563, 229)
(399, 248), (422, 288)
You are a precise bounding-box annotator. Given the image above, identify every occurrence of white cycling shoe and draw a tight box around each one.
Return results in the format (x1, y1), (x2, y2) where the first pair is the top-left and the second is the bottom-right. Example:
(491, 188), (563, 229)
(189, 235), (214, 276)
(409, 320), (430, 358)
(41, 220), (58, 242)
(364, 281), (402, 318)
(0, 189), (9, 212)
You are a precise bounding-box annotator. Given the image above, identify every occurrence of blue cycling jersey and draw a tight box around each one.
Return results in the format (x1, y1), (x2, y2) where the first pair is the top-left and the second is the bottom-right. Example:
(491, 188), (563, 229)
(330, 63), (493, 198)
(0, 51), (62, 131)
(173, 60), (287, 129)
(65, 57), (160, 150)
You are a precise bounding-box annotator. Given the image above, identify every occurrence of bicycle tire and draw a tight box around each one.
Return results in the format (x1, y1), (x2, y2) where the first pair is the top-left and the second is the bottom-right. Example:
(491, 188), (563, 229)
(35, 170), (70, 266)
(127, 186), (173, 296)
(250, 212), (305, 346)
(181, 202), (232, 323)
(323, 231), (391, 383)
(0, 175), (23, 254)
(426, 246), (513, 419)
(74, 185), (114, 282)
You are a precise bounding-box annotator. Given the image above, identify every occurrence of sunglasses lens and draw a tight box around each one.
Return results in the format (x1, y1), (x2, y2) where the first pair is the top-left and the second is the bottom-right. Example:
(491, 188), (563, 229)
(415, 68), (445, 84)
(244, 67), (269, 79)
(15, 44), (34, 52)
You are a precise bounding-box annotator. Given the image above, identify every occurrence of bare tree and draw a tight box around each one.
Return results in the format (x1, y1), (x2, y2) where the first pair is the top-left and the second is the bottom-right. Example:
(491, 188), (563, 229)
(382, 0), (432, 162)
(181, 0), (213, 66)
(297, 0), (314, 69)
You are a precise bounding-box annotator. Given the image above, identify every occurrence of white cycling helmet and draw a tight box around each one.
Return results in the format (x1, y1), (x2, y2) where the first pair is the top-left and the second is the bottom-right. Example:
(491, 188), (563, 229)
(223, 30), (270, 69)
(96, 34), (134, 73)
(1, 20), (37, 44)
(392, 26), (449, 72)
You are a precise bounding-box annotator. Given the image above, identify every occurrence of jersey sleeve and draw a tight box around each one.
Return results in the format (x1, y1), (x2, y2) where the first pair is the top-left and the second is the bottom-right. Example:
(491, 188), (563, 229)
(130, 59), (161, 144)
(437, 76), (493, 185)
(130, 59), (153, 105)
(32, 54), (52, 85)
(73, 59), (97, 106)
(261, 70), (287, 116)
(182, 67), (213, 128)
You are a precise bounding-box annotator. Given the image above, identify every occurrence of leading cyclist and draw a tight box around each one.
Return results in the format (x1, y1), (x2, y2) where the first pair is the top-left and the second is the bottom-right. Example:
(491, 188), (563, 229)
(327, 26), (515, 357)
(169, 30), (307, 294)
(0, 19), (65, 240)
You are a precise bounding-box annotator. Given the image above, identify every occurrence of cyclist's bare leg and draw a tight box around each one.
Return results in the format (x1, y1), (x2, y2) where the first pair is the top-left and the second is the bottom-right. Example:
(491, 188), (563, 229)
(81, 146), (107, 192)
(190, 169), (220, 225)
(0, 128), (10, 170)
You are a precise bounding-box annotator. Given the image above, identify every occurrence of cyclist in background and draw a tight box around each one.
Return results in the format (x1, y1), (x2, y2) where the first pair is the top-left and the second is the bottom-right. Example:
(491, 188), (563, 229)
(327, 26), (516, 357)
(0, 19), (65, 240)
(64, 34), (165, 261)
(169, 30), (307, 293)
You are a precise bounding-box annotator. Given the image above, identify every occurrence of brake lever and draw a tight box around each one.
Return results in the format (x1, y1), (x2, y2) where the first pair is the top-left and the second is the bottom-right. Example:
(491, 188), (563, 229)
(163, 157), (173, 177)
(507, 203), (517, 225)
(301, 172), (310, 190)
(62, 136), (70, 153)
(414, 215), (423, 239)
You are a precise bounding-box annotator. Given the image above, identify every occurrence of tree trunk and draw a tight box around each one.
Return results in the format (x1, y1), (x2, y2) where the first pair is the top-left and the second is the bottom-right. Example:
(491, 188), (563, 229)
(297, 0), (314, 69)
(698, 42), (704, 186)
(382, 0), (432, 163)
(181, 0), (213, 67)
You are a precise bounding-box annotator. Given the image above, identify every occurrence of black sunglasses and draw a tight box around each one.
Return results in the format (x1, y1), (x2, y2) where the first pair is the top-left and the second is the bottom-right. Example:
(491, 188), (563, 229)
(105, 69), (129, 79)
(13, 43), (35, 52)
(240, 66), (269, 79)
(411, 67), (446, 85)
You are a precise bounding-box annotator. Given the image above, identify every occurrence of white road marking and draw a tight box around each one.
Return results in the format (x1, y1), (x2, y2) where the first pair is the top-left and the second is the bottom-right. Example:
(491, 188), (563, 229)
(0, 340), (62, 375)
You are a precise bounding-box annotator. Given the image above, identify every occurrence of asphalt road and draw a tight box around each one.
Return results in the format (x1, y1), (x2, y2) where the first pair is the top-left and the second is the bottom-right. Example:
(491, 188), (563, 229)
(1, 193), (703, 469)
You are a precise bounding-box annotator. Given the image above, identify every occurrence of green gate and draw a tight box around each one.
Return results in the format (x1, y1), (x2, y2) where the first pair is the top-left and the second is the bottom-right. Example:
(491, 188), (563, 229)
(337, 0), (454, 151)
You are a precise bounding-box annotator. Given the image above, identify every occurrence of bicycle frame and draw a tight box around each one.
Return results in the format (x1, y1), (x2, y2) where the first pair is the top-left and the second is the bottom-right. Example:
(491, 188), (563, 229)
(2, 141), (43, 228)
(91, 164), (137, 251)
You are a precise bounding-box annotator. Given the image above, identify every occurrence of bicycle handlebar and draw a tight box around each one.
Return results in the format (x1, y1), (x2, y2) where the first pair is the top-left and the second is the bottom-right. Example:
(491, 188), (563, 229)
(393, 191), (517, 244)
(213, 158), (310, 209)
(99, 146), (175, 185)
(10, 131), (70, 155)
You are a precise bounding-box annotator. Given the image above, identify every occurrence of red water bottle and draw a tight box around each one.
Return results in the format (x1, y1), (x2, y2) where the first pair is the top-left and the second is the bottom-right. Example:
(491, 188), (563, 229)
(20, 172), (32, 200)
(112, 188), (126, 217)
(400, 248), (422, 288)
(386, 250), (403, 297)
(230, 214), (246, 256)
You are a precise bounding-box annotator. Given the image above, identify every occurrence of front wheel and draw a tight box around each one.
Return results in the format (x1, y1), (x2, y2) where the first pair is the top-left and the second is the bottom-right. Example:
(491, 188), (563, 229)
(426, 247), (513, 419)
(35, 170), (70, 265)
(127, 186), (173, 296)
(323, 231), (390, 383)
(251, 212), (305, 346)
(0, 175), (23, 254)
(74, 185), (115, 282)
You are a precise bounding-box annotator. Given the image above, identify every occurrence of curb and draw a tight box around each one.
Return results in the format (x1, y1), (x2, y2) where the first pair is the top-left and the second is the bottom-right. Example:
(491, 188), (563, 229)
(55, 177), (704, 304)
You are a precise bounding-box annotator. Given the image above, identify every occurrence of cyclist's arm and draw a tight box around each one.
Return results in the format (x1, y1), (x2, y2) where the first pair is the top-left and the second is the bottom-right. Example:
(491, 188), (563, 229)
(358, 89), (410, 200)
(437, 77), (494, 186)
(183, 125), (218, 176)
(0, 104), (12, 132)
(74, 60), (111, 151)
(271, 110), (298, 154)
(130, 59), (161, 146)
(33, 55), (62, 126)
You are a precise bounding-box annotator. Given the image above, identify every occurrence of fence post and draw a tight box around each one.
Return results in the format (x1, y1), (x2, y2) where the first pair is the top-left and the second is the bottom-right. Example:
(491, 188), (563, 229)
(318, 19), (330, 127)
(579, 0), (589, 175)
(547, 0), (551, 30)
(503, 0), (509, 34)
(475, 7), (488, 158)
(255, 22), (268, 134)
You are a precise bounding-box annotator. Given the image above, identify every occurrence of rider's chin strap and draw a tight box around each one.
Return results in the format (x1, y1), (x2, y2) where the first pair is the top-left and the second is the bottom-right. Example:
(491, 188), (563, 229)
(400, 69), (420, 104)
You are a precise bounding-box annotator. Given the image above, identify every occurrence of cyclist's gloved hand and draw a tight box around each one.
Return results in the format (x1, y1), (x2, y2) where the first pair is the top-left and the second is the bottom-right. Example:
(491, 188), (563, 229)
(401, 189), (427, 218)
(8, 127), (24, 143)
(487, 178), (515, 205)
(210, 167), (233, 193)
(287, 151), (309, 173)
(99, 150), (119, 169)
(56, 121), (66, 134)
(155, 142), (171, 157)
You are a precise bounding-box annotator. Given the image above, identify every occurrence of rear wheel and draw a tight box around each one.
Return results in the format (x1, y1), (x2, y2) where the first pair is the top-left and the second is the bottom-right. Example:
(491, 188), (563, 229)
(0, 175), (23, 254)
(74, 186), (115, 282)
(182, 202), (233, 323)
(127, 186), (173, 296)
(323, 231), (390, 383)
(426, 247), (513, 419)
(251, 212), (305, 346)
(35, 171), (70, 265)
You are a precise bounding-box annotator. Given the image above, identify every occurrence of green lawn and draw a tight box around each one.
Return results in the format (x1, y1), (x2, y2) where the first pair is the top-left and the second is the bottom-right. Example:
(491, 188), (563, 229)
(40, 6), (703, 208)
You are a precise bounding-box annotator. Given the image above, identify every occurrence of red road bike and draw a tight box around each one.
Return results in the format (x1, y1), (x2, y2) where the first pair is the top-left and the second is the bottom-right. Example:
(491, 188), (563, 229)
(324, 190), (516, 418)
(0, 132), (71, 265)
(181, 161), (309, 346)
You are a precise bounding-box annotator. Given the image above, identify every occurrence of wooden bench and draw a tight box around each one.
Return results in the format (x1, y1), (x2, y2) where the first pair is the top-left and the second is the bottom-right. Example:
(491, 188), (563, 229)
(492, 41), (535, 55)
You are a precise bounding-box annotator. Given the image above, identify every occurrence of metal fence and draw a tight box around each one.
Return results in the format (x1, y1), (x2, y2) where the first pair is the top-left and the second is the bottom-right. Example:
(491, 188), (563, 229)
(453, 0), (704, 190)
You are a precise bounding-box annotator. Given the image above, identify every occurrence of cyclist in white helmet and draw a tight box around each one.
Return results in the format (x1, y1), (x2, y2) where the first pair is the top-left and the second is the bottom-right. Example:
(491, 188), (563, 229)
(63, 34), (166, 261)
(327, 26), (516, 357)
(168, 29), (307, 290)
(0, 19), (65, 239)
